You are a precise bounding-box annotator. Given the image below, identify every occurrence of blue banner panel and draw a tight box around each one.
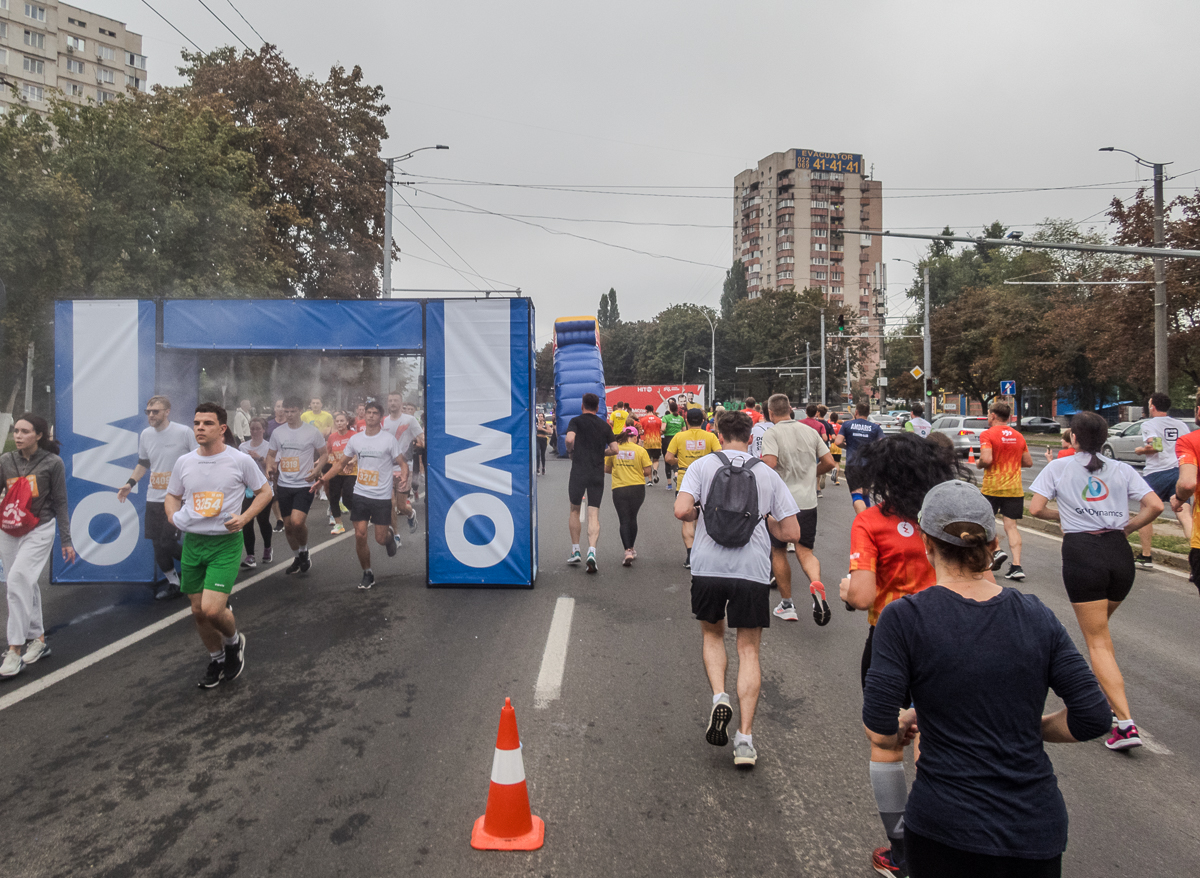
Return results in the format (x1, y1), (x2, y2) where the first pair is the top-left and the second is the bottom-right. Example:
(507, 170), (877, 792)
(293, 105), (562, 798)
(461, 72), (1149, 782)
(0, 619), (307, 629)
(53, 300), (158, 582)
(163, 299), (424, 351)
(426, 299), (535, 587)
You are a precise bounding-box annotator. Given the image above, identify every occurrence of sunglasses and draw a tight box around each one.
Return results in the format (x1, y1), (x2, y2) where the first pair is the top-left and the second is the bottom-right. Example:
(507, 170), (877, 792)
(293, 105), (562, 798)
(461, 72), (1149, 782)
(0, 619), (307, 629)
(145, 408), (164, 415)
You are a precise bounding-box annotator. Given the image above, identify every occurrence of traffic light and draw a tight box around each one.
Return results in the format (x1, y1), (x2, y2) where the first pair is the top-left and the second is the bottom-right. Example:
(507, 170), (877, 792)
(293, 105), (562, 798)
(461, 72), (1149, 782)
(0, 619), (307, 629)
(837, 313), (845, 332)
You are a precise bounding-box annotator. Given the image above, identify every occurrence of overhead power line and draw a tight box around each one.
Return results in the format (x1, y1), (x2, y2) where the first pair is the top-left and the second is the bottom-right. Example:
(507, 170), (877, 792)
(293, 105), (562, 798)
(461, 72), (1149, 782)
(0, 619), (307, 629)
(224, 0), (266, 44)
(194, 0), (251, 50)
(140, 0), (203, 51)
(394, 186), (510, 291)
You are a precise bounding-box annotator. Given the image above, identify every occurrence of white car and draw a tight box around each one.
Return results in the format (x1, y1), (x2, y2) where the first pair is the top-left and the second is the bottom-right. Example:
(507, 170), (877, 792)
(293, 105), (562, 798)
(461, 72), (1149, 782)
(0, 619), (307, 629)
(930, 415), (990, 457)
(870, 414), (903, 435)
(1101, 419), (1198, 465)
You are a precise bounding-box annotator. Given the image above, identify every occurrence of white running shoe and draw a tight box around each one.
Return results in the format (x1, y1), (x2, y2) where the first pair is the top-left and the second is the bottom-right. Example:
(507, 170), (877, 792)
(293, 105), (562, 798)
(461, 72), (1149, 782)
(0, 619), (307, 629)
(773, 600), (799, 621)
(22, 639), (50, 665)
(0, 650), (23, 678)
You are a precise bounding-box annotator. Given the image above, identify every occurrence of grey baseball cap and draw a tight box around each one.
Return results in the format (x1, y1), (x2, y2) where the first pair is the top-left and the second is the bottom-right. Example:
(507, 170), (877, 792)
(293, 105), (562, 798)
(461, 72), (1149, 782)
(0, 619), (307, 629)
(917, 480), (996, 546)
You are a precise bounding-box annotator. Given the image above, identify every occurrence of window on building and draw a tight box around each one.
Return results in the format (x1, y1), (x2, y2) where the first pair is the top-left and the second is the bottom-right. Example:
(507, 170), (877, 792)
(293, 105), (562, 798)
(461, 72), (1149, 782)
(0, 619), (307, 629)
(813, 243), (827, 252)
(22, 83), (43, 101)
(811, 257), (828, 265)
(811, 200), (829, 208)
(0, 1), (8, 11)
(832, 286), (843, 294)
(0, 22), (7, 38)
(779, 241), (792, 251)
(23, 56), (44, 74)
(813, 229), (828, 238)
(24, 4), (46, 22)
(98, 45), (116, 61)
(0, 48), (6, 65)
(24, 30), (45, 49)
(748, 263), (761, 273)
(778, 256), (794, 265)
(96, 89), (116, 103)
(66, 58), (84, 73)
(66, 35), (85, 50)
(97, 68), (114, 83)
(69, 83), (84, 96)
(779, 271), (793, 280)
(68, 17), (87, 27)
(99, 28), (116, 37)
(126, 52), (147, 70)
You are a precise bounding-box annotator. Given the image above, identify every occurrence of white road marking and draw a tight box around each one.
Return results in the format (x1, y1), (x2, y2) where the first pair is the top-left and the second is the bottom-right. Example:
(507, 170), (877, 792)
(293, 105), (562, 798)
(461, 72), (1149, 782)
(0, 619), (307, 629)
(534, 596), (575, 708)
(0, 533), (353, 713)
(1017, 526), (1192, 582)
(1138, 730), (1172, 756)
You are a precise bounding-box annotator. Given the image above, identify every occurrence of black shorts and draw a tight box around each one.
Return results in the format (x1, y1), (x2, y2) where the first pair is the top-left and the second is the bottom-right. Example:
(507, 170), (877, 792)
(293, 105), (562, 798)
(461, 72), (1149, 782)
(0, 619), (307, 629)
(986, 494), (1024, 520)
(1061, 530), (1135, 603)
(769, 508), (817, 550)
(568, 469), (605, 507)
(845, 464), (868, 492)
(647, 447), (661, 461)
(691, 576), (771, 629)
(350, 495), (393, 526)
(276, 484), (314, 518)
(144, 501), (178, 542)
(1190, 548), (1200, 586)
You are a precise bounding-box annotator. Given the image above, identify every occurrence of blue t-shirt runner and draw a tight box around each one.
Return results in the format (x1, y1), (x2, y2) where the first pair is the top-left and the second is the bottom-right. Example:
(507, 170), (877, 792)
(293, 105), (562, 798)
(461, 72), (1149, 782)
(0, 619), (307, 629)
(840, 415), (884, 466)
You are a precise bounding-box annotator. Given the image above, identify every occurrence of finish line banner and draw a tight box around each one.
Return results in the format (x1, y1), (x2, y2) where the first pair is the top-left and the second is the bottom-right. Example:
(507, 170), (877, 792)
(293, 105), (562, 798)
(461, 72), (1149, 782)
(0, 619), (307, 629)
(53, 300), (157, 582)
(425, 299), (536, 587)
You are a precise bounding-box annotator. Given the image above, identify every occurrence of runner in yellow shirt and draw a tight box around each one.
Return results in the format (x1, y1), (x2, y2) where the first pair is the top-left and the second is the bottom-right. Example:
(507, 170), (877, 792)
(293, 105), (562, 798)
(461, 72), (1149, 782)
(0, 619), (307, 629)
(665, 408), (722, 568)
(605, 426), (653, 566)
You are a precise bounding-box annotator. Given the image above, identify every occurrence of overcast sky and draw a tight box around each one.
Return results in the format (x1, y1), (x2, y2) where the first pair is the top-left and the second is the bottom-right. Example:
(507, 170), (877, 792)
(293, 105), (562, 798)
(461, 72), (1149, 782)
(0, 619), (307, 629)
(101, 0), (1200, 346)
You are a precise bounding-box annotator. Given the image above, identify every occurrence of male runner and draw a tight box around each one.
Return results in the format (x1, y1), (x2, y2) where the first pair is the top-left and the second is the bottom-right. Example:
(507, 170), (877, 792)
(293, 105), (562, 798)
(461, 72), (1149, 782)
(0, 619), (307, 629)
(749, 408), (773, 459)
(743, 397), (763, 425)
(640, 404), (663, 486)
(761, 394), (836, 624)
(266, 396), (328, 575)
(904, 402), (932, 438)
(232, 399), (254, 445)
(610, 402), (630, 435)
(1170, 389), (1200, 590)
(827, 412), (842, 485)
(353, 403), (368, 432)
(382, 393), (424, 536)
(662, 399), (686, 489)
(315, 401), (406, 589)
(264, 398), (285, 440)
(835, 402), (884, 515)
(1133, 392), (1190, 568)
(665, 407), (722, 568)
(301, 397), (334, 438)
(566, 392), (620, 573)
(164, 402), (271, 688)
(675, 410), (801, 768)
(117, 395), (197, 600)
(977, 401), (1033, 580)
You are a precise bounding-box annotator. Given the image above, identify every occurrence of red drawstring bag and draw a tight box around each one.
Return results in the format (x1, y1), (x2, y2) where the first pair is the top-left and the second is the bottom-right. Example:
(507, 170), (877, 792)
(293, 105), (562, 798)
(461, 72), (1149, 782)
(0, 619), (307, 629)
(1, 476), (38, 537)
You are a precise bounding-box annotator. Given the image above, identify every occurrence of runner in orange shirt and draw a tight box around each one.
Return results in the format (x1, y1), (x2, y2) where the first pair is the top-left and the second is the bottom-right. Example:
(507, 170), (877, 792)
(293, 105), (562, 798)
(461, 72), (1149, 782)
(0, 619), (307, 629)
(639, 405), (663, 486)
(976, 401), (1033, 580)
(1170, 390), (1200, 587)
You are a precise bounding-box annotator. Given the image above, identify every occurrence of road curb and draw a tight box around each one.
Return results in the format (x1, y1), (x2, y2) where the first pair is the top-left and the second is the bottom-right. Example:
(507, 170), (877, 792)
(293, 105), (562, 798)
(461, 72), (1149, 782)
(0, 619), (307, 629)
(1014, 515), (1192, 573)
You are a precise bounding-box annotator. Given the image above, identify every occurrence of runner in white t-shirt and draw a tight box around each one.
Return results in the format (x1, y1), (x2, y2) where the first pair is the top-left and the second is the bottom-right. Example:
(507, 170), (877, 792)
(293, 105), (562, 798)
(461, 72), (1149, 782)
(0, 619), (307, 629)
(1132, 392), (1190, 569)
(265, 396), (328, 576)
(316, 401), (409, 590)
(382, 392), (424, 537)
(116, 394), (198, 600)
(904, 402), (932, 438)
(749, 418), (773, 459)
(164, 402), (272, 689)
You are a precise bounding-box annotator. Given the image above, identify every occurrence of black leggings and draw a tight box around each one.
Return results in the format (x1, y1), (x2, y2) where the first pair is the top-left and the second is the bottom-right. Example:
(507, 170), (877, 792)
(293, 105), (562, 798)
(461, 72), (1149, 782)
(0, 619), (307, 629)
(537, 437), (548, 470)
(611, 485), (646, 550)
(241, 494), (273, 555)
(327, 474), (355, 518)
(906, 829), (1061, 878)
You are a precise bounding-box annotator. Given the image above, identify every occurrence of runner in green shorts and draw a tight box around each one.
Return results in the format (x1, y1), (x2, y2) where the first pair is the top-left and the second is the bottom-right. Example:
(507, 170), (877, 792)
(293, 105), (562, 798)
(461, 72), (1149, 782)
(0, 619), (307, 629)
(165, 403), (272, 690)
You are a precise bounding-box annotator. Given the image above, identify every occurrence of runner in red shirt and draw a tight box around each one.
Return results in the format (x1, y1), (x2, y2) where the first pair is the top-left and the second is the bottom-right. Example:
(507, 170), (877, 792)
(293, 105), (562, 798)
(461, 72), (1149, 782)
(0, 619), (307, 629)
(639, 405), (663, 486)
(743, 396), (763, 425)
(1044, 426), (1076, 462)
(800, 403), (829, 442)
(326, 413), (357, 535)
(977, 402), (1033, 580)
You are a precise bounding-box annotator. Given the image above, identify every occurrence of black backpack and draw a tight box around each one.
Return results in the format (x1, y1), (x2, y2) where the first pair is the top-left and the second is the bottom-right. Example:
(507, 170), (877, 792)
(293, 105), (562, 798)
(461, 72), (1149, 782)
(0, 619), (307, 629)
(702, 452), (764, 548)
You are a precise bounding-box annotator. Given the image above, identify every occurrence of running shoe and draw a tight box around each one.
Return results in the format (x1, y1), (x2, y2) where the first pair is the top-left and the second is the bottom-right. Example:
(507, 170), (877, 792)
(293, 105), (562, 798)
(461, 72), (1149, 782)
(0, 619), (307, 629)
(273, 520), (285, 533)
(623, 550), (634, 567)
(198, 659), (224, 689)
(645, 479), (653, 487)
(733, 740), (758, 768)
(328, 514), (336, 526)
(1004, 564), (1025, 581)
(586, 551), (597, 574)
(21, 639), (50, 665)
(1135, 555), (1153, 570)
(385, 529), (398, 557)
(706, 694), (733, 746)
(811, 582), (832, 626)
(223, 633), (246, 683)
(871, 846), (907, 877)
(566, 550), (582, 565)
(331, 521), (345, 535)
(773, 600), (799, 621)
(0, 650), (22, 679)
(816, 490), (823, 499)
(991, 548), (1009, 572)
(653, 471), (659, 484)
(831, 475), (839, 485)
(359, 570), (375, 590)
(262, 548), (273, 564)
(241, 554), (257, 569)
(408, 511), (418, 534)
(285, 555), (304, 575)
(155, 582), (182, 601)
(683, 555), (691, 569)
(787, 542), (796, 553)
(1105, 723), (1143, 751)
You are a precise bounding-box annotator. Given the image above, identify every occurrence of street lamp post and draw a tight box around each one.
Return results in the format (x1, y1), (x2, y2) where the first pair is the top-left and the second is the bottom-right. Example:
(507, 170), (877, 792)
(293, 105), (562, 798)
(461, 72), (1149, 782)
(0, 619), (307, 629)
(1100, 147), (1172, 394)
(895, 258), (932, 410)
(380, 145), (449, 392)
(686, 305), (716, 409)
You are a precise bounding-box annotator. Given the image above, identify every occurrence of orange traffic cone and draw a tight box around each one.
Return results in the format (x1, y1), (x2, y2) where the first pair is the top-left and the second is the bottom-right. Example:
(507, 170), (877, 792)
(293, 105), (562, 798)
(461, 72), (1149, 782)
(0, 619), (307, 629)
(471, 698), (545, 851)
(967, 446), (976, 465)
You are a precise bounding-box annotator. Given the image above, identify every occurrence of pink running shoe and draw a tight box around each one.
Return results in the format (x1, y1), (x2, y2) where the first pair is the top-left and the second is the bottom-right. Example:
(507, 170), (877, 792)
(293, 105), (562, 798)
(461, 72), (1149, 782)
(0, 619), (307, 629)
(1105, 723), (1143, 751)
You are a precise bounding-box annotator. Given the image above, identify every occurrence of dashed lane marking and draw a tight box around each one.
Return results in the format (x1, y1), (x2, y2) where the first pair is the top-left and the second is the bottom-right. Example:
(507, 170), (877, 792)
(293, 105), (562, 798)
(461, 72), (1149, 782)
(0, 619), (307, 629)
(534, 596), (575, 708)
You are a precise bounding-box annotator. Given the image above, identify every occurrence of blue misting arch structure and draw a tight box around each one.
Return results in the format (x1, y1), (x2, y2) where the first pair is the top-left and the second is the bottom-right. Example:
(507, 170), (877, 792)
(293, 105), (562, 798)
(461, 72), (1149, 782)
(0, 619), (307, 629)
(53, 297), (538, 588)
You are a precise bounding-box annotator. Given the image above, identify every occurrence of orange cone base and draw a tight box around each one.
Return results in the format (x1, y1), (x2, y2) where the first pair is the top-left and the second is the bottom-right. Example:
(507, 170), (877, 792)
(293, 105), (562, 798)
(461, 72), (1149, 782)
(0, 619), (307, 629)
(471, 813), (545, 851)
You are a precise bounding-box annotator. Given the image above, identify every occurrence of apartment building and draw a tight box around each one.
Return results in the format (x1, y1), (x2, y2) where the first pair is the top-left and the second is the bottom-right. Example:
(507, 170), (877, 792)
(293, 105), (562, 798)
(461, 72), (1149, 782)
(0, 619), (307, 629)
(733, 149), (886, 386)
(0, 1), (146, 113)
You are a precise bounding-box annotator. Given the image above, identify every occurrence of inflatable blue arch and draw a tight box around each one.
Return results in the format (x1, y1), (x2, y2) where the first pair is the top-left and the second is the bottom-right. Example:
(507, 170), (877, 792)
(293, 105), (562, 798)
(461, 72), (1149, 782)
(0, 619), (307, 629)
(552, 316), (606, 456)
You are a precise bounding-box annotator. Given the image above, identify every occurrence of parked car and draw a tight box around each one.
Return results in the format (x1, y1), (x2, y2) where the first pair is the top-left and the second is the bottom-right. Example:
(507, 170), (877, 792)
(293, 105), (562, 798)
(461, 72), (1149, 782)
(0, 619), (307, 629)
(930, 415), (991, 457)
(870, 414), (903, 435)
(1020, 416), (1062, 434)
(1101, 419), (1198, 464)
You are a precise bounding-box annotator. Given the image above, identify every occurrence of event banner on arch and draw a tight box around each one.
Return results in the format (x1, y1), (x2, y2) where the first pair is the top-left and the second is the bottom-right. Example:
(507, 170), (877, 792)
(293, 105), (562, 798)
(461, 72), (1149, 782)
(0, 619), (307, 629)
(603, 384), (706, 416)
(425, 299), (536, 587)
(53, 300), (158, 582)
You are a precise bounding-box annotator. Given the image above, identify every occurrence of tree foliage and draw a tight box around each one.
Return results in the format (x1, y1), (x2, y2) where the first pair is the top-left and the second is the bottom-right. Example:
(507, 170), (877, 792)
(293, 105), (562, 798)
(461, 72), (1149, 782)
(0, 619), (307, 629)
(720, 260), (747, 319)
(597, 287), (620, 329)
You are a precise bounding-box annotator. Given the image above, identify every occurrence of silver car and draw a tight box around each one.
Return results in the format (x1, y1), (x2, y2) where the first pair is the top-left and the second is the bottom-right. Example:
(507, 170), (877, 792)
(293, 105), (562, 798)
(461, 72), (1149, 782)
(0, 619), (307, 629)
(930, 415), (990, 457)
(870, 414), (903, 435)
(1101, 419), (1197, 465)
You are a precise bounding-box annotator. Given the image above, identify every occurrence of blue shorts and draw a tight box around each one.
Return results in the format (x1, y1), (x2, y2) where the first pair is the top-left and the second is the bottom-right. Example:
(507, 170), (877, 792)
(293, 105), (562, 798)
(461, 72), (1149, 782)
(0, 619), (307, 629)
(1142, 466), (1179, 503)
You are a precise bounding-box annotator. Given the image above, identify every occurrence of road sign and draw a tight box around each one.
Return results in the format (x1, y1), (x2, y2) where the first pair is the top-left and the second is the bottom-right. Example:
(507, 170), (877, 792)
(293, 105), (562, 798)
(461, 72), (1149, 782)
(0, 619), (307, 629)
(1000, 380), (1015, 396)
(910, 366), (924, 380)
(877, 376), (888, 386)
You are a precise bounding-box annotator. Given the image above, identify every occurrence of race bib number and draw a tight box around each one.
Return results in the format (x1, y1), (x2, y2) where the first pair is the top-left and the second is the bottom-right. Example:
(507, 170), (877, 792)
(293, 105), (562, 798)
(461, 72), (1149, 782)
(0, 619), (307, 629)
(150, 471), (171, 490)
(618, 449), (636, 461)
(357, 469), (380, 488)
(192, 491), (225, 518)
(5, 475), (38, 498)
(280, 456), (300, 473)
(686, 440), (705, 451)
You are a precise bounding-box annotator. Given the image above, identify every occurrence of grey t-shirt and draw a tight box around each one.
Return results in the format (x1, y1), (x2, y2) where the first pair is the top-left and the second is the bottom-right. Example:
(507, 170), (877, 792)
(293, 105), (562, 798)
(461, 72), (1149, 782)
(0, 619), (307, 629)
(138, 421), (198, 503)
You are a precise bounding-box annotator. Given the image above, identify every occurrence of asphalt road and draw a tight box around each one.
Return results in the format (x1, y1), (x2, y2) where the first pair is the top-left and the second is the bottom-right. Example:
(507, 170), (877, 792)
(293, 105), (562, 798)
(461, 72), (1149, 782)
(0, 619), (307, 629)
(1, 462), (1199, 877)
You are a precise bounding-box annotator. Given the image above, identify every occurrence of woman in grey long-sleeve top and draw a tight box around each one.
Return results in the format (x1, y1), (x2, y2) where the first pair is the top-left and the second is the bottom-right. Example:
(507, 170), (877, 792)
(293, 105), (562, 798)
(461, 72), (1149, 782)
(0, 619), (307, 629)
(0, 413), (76, 679)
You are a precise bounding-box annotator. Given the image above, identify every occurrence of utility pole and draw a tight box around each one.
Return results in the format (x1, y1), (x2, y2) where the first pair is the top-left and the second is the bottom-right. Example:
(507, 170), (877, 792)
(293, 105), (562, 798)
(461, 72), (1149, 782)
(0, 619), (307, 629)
(805, 341), (811, 403)
(1152, 161), (1168, 393)
(845, 335), (851, 405)
(24, 342), (34, 413)
(381, 157), (395, 394)
(820, 310), (827, 406)
(923, 266), (932, 411)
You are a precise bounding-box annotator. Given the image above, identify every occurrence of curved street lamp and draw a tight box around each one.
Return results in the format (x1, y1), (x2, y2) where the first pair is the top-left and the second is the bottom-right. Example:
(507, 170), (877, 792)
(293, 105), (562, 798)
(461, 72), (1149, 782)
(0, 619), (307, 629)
(685, 305), (716, 408)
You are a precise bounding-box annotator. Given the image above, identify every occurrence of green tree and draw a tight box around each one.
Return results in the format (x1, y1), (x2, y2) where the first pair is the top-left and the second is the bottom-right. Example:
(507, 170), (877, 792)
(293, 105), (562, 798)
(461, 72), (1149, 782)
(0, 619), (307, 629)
(720, 260), (747, 319)
(597, 287), (619, 329)
(535, 341), (554, 400)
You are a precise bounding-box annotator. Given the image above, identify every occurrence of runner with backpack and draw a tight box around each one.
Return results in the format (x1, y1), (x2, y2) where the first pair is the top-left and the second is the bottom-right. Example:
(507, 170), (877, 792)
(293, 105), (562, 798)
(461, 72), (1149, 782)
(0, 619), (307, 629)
(674, 410), (803, 769)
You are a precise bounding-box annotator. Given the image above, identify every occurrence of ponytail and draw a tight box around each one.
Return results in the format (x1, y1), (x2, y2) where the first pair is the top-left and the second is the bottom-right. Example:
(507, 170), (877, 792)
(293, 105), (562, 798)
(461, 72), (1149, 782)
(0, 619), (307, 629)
(1069, 411), (1108, 473)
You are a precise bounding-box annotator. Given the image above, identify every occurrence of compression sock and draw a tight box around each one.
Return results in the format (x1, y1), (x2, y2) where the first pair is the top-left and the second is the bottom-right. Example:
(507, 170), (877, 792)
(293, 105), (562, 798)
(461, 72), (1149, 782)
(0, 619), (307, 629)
(870, 761), (908, 868)
(299, 545), (308, 554)
(222, 632), (239, 647)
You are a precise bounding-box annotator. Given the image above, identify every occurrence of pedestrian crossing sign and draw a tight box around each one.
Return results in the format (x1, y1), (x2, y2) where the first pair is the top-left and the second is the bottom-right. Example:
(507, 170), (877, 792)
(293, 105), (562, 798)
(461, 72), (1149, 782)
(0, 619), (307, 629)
(910, 366), (924, 380)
